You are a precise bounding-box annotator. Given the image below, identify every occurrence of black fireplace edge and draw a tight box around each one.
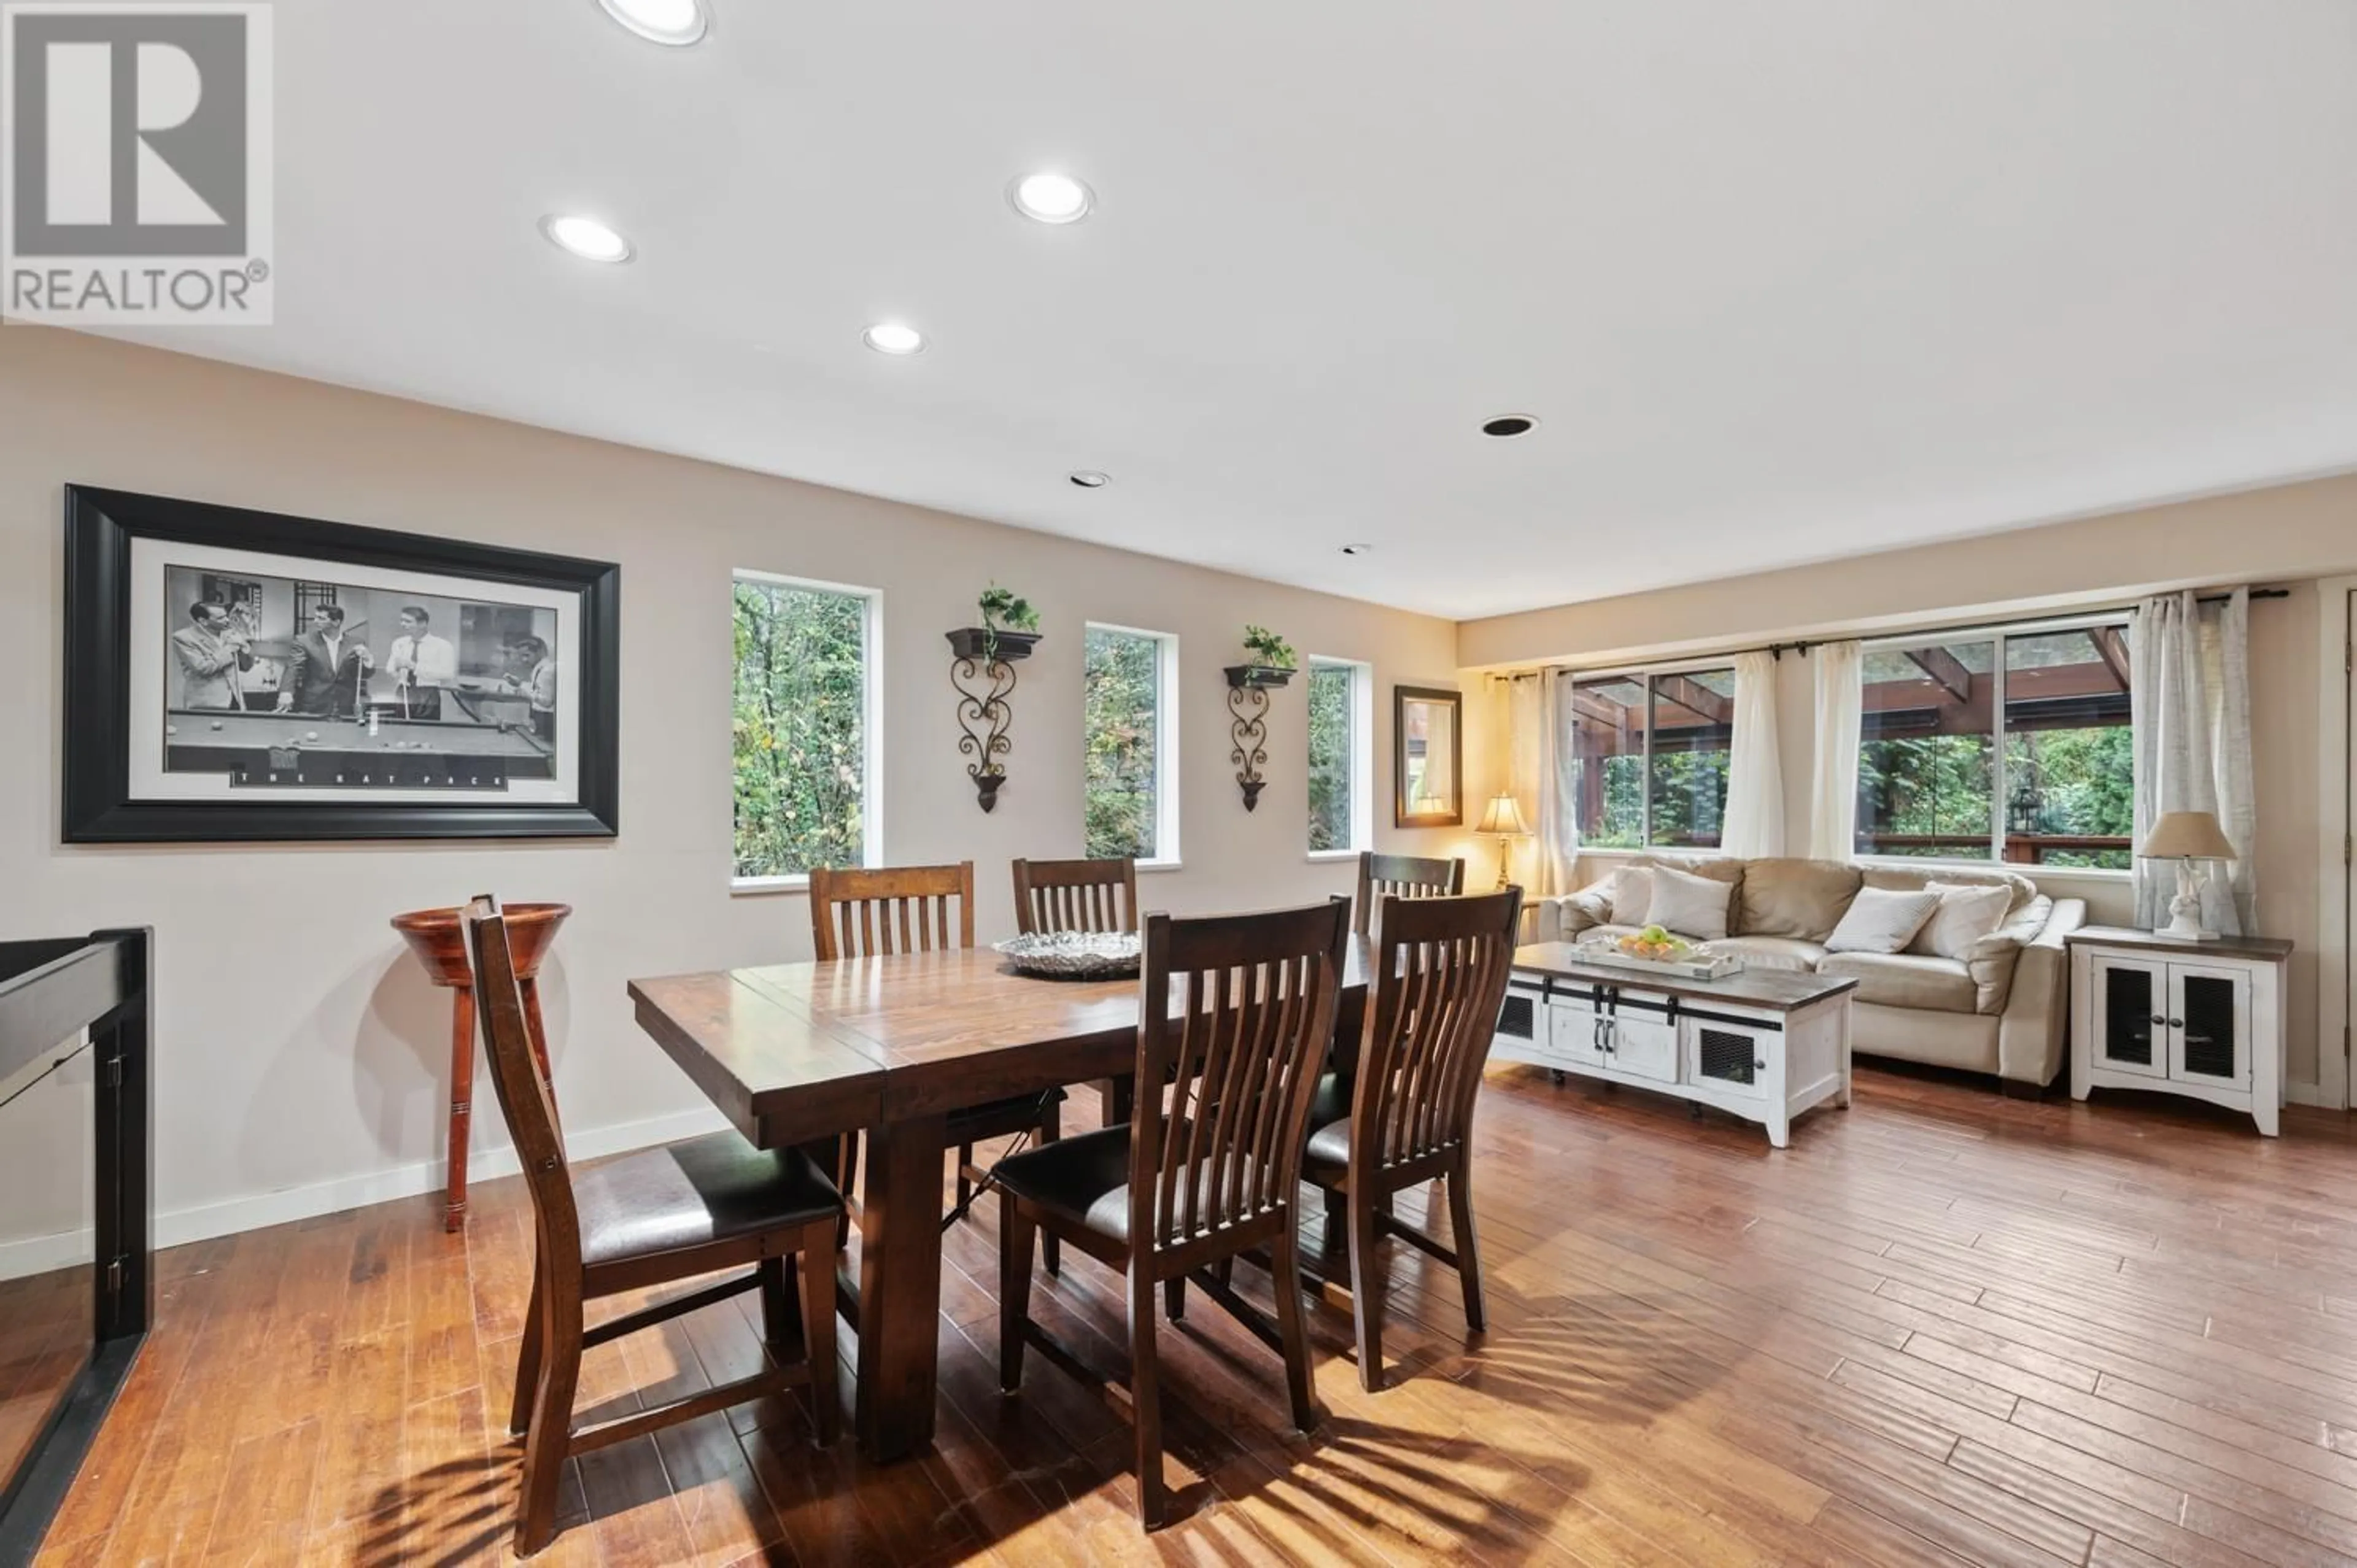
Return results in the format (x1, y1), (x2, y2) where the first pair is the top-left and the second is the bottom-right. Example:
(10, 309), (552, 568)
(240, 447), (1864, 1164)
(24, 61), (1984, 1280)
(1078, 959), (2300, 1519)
(0, 929), (153, 1568)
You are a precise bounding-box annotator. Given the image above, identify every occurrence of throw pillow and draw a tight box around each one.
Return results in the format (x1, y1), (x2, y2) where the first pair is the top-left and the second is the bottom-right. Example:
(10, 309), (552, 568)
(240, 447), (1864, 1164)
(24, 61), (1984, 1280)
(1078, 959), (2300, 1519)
(1910, 881), (2014, 961)
(1644, 864), (1732, 941)
(1825, 886), (1943, 955)
(1608, 865), (1654, 927)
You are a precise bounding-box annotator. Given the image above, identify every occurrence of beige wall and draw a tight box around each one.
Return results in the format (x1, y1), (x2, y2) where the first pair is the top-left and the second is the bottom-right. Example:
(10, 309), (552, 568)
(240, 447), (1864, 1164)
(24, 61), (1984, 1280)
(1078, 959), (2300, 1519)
(0, 330), (1463, 1249)
(1461, 481), (2357, 1092)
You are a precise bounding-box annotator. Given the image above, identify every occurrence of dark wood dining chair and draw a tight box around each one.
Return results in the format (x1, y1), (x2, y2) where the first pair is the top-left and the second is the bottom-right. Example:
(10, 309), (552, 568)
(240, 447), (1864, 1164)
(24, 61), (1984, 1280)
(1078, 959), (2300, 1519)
(1013, 856), (1142, 1129)
(994, 897), (1350, 1529)
(1012, 855), (1140, 937)
(1302, 887), (1522, 1391)
(1352, 849), (1466, 934)
(808, 862), (1063, 1272)
(465, 897), (842, 1558)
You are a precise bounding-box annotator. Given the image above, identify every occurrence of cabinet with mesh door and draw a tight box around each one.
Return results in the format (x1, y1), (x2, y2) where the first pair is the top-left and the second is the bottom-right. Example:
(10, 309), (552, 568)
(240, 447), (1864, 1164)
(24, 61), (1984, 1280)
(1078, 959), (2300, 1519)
(2068, 928), (2289, 1138)
(1497, 944), (1858, 1148)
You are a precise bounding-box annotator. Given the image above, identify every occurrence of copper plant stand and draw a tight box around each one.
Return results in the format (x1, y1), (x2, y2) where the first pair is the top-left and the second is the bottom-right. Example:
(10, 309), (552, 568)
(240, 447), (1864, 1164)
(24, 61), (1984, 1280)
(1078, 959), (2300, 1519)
(392, 902), (571, 1232)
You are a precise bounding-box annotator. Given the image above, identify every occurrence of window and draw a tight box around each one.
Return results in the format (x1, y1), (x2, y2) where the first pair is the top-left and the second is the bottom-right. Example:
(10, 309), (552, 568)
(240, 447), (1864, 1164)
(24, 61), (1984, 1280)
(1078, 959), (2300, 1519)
(1084, 624), (1177, 863)
(731, 572), (879, 884)
(1306, 657), (1371, 854)
(1566, 665), (1735, 849)
(1857, 619), (2131, 868)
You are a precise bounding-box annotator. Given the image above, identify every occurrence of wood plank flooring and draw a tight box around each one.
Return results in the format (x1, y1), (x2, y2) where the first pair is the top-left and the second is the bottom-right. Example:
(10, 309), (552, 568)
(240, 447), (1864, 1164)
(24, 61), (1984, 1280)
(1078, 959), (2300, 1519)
(31, 1061), (2357, 1566)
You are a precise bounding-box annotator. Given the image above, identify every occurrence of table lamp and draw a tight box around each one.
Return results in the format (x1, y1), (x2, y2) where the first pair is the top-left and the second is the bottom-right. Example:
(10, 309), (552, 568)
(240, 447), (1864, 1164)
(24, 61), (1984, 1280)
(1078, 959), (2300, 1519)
(2137, 809), (2235, 941)
(1475, 792), (1530, 890)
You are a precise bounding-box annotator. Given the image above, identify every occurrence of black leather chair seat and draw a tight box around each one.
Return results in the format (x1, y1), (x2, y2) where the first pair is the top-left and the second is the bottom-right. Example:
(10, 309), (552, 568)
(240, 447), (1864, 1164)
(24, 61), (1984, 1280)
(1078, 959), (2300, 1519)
(1301, 1117), (1353, 1184)
(996, 1122), (1290, 1247)
(993, 1125), (1138, 1245)
(576, 1131), (842, 1269)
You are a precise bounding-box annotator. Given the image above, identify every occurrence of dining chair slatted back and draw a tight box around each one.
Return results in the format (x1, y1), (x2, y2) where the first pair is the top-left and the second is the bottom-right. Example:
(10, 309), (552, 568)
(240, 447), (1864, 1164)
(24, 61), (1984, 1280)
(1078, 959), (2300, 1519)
(1302, 887), (1521, 1391)
(1358, 888), (1523, 1173)
(808, 862), (975, 960)
(1352, 851), (1466, 934)
(1135, 898), (1350, 1255)
(1012, 856), (1140, 936)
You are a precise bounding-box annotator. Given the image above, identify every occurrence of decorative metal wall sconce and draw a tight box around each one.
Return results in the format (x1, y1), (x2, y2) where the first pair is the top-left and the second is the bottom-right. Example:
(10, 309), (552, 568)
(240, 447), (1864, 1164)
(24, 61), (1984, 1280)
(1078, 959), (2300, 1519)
(1223, 662), (1295, 811)
(947, 625), (1039, 812)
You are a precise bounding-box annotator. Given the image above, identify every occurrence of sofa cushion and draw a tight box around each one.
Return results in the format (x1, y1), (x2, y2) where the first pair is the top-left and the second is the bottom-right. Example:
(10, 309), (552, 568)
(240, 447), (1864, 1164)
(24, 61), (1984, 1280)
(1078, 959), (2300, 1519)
(1608, 866), (1652, 926)
(1647, 864), (1735, 941)
(1817, 951), (1978, 1014)
(1860, 863), (2037, 915)
(1736, 858), (1864, 940)
(1909, 881), (2014, 960)
(1826, 886), (1942, 954)
(1712, 935), (1827, 974)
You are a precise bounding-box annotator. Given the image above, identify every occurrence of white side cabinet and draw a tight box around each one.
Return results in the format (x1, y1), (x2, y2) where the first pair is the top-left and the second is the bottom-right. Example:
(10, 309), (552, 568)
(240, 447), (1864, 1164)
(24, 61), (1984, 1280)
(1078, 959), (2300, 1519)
(2068, 927), (2291, 1137)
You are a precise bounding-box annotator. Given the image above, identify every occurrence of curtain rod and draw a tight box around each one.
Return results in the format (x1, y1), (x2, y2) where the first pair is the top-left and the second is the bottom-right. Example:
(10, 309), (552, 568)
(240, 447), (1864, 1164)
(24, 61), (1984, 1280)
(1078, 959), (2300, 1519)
(1487, 586), (2288, 680)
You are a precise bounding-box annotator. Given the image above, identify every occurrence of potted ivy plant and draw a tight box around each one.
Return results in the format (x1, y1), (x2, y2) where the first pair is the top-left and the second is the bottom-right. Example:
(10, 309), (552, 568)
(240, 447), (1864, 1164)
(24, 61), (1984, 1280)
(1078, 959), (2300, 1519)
(946, 583), (1043, 664)
(1225, 624), (1297, 689)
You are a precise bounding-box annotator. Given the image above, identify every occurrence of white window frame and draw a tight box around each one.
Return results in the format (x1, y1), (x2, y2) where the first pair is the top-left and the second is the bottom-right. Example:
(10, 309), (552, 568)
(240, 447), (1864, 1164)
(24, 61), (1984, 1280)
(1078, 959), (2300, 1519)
(1856, 609), (2132, 877)
(1304, 655), (1374, 860)
(729, 568), (884, 894)
(1563, 654), (1740, 853)
(1084, 622), (1182, 871)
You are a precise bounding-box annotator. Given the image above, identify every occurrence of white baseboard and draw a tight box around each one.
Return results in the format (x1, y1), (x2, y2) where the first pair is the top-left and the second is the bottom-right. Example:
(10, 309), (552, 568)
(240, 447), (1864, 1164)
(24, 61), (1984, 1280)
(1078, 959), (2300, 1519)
(2285, 1080), (2344, 1110)
(0, 1105), (732, 1277)
(0, 1226), (93, 1281)
(152, 1104), (732, 1249)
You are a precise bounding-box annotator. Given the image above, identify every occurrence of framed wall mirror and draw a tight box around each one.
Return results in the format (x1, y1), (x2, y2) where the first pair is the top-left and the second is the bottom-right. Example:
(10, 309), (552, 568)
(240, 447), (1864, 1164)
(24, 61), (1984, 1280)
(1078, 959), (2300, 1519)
(1393, 684), (1463, 827)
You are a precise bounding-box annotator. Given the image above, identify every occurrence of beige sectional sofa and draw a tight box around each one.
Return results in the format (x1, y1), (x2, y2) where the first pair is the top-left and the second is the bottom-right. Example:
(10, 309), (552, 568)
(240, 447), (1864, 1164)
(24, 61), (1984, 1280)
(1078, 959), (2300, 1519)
(1536, 856), (2086, 1089)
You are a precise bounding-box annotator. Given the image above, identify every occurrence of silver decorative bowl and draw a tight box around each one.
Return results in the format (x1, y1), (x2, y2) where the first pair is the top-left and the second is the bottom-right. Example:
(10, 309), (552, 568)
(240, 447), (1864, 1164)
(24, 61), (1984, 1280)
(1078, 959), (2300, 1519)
(994, 930), (1142, 981)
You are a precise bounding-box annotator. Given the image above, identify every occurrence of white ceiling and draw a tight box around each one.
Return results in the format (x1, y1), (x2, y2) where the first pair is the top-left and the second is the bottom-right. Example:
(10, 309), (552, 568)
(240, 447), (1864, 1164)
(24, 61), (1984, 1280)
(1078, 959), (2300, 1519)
(103, 1), (2357, 620)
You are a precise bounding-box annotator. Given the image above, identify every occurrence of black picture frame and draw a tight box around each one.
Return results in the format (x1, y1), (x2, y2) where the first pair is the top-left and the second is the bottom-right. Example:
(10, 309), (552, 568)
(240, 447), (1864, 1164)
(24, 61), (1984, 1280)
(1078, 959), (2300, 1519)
(1393, 683), (1464, 828)
(63, 485), (621, 843)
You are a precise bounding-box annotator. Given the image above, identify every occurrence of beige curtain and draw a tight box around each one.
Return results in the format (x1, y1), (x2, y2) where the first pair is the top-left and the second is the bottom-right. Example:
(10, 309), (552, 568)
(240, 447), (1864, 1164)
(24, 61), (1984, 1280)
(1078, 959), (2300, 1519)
(1721, 649), (1786, 857)
(1808, 641), (1863, 861)
(2130, 589), (2254, 933)
(1501, 671), (1575, 896)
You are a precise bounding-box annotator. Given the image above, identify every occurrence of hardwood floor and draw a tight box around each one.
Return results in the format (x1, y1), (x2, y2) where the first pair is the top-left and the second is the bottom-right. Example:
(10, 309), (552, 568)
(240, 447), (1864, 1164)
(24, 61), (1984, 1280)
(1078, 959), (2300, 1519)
(31, 1061), (2357, 1566)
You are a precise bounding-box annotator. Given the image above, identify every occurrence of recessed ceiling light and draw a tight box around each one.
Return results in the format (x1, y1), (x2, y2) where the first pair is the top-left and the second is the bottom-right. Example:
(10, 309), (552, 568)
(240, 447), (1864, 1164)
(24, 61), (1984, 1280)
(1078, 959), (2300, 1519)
(862, 321), (926, 355)
(1340, 543), (1374, 556)
(1068, 470), (1110, 489)
(1481, 414), (1538, 438)
(539, 214), (633, 263)
(596, 0), (707, 46)
(1008, 172), (1095, 225)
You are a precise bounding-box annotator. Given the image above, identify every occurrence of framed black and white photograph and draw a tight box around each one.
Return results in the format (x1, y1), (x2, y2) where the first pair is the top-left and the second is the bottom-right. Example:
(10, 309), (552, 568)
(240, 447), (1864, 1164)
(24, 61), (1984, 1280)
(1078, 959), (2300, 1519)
(63, 485), (619, 842)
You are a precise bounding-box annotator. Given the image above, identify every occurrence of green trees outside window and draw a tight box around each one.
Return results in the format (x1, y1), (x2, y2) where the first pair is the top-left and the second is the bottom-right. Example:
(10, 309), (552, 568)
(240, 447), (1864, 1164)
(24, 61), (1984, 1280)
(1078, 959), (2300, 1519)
(1085, 626), (1164, 860)
(732, 576), (869, 879)
(1857, 625), (2133, 867)
(1306, 661), (1356, 852)
(1568, 669), (1732, 849)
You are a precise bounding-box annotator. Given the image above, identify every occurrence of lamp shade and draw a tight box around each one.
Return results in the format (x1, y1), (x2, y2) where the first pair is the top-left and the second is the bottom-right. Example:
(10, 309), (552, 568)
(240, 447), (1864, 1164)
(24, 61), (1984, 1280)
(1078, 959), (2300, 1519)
(2137, 810), (2235, 862)
(1476, 793), (1530, 836)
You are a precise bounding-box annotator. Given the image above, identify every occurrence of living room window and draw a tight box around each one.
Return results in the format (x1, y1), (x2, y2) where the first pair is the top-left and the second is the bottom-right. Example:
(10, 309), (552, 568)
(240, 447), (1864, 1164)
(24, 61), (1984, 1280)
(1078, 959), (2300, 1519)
(1085, 624), (1180, 865)
(730, 571), (881, 886)
(1857, 617), (2133, 868)
(1568, 665), (1736, 849)
(1305, 656), (1371, 855)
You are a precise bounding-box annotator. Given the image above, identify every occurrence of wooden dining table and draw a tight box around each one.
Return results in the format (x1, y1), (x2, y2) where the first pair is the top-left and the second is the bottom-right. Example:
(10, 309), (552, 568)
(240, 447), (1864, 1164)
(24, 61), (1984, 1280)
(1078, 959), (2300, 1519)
(627, 935), (1372, 1462)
